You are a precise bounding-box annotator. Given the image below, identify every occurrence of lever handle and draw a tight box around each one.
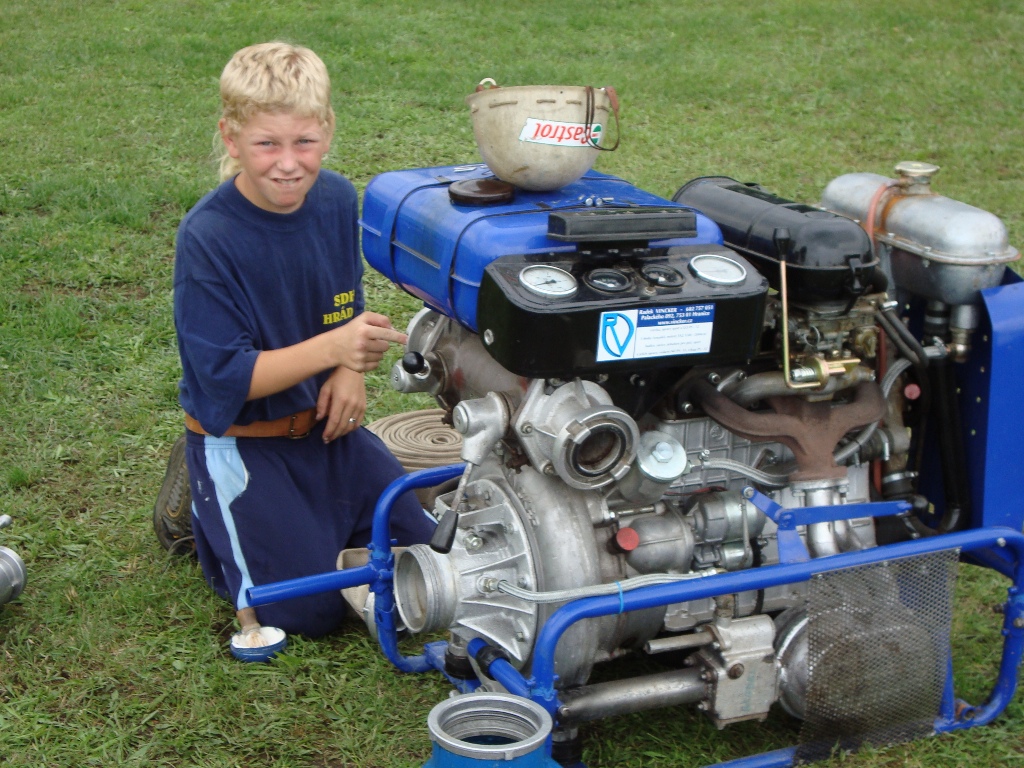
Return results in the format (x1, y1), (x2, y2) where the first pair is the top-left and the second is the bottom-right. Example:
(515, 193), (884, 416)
(429, 509), (459, 554)
(773, 227), (792, 263)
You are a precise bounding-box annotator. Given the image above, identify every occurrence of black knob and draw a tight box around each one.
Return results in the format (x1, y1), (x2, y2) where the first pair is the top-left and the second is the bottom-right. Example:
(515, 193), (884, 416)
(402, 351), (426, 374)
(773, 227), (792, 263)
(429, 509), (459, 554)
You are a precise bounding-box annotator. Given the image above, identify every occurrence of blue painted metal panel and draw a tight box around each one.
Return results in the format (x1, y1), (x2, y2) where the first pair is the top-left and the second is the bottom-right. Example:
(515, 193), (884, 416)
(962, 275), (1024, 530)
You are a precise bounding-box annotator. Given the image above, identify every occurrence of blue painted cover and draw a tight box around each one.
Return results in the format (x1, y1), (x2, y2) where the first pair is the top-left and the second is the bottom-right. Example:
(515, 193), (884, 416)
(360, 164), (723, 331)
(963, 272), (1024, 531)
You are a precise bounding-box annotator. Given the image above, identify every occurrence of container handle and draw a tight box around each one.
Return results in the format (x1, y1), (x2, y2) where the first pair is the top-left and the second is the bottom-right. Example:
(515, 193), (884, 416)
(586, 85), (620, 152)
(475, 77), (498, 92)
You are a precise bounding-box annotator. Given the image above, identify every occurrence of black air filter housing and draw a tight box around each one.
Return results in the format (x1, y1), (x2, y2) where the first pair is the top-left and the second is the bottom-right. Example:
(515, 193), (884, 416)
(674, 177), (878, 309)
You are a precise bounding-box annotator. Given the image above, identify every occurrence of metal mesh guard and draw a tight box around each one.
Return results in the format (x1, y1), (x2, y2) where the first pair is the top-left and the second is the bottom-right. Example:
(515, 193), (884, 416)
(796, 548), (959, 763)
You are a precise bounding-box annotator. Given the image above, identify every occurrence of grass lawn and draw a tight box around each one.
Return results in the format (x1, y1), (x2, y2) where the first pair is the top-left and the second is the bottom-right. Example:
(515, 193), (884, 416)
(1, 1), (1022, 766)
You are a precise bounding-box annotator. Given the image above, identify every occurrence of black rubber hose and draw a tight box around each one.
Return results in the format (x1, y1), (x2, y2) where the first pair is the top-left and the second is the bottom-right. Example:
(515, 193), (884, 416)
(874, 308), (926, 369)
(878, 306), (930, 368)
(928, 358), (971, 533)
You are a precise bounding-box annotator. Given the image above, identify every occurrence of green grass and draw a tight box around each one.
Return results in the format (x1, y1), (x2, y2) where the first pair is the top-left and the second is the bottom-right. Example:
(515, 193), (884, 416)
(1, 0), (1022, 765)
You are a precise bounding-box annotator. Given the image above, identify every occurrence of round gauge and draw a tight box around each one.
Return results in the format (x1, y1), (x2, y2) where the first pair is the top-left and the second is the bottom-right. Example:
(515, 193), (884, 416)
(585, 268), (632, 293)
(518, 264), (578, 298)
(688, 254), (747, 286)
(640, 263), (684, 288)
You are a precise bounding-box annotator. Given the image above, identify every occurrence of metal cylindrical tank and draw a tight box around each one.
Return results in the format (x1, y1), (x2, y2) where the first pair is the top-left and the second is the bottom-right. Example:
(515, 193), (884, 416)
(820, 161), (1019, 305)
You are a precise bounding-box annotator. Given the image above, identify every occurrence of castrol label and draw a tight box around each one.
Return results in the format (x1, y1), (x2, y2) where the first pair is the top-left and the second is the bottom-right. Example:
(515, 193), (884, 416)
(519, 118), (602, 148)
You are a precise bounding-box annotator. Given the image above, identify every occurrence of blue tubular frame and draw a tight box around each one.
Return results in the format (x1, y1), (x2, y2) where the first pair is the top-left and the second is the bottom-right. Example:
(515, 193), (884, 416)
(518, 527), (1024, 714)
(249, 464), (1024, 767)
(470, 526), (1024, 768)
(248, 463), (466, 674)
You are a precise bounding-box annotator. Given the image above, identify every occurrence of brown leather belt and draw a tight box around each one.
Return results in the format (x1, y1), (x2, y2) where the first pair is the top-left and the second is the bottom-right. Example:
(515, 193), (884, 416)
(185, 408), (319, 439)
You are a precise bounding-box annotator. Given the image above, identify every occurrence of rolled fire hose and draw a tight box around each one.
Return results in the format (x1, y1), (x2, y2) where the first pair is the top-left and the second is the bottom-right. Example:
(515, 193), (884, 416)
(367, 409), (463, 509)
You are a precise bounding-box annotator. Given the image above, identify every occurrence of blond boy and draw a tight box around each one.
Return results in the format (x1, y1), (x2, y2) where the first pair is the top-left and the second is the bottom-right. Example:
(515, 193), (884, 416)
(173, 42), (434, 660)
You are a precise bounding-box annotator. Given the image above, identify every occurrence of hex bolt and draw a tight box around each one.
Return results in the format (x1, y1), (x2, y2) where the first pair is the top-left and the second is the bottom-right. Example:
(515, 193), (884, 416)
(707, 372), (721, 385)
(520, 423), (534, 435)
(652, 442), (674, 464)
(464, 533), (483, 551)
(727, 664), (745, 679)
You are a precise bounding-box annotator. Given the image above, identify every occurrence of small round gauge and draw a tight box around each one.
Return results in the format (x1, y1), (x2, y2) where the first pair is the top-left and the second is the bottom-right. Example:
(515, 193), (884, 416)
(640, 263), (684, 288)
(518, 264), (578, 298)
(585, 268), (632, 293)
(688, 254), (747, 286)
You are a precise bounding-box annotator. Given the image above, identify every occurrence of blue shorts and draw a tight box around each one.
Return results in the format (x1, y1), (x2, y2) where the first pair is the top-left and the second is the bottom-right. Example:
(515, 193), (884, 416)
(185, 423), (436, 637)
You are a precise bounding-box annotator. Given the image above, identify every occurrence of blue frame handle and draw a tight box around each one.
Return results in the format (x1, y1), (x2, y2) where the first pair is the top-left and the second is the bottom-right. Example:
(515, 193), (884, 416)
(247, 463), (466, 674)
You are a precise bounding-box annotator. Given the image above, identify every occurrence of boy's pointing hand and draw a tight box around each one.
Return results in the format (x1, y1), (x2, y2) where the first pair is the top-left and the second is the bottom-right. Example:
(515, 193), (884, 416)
(333, 311), (408, 372)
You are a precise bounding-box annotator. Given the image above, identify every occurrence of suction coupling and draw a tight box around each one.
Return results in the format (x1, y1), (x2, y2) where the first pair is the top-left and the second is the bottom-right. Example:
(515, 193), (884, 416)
(0, 515), (26, 606)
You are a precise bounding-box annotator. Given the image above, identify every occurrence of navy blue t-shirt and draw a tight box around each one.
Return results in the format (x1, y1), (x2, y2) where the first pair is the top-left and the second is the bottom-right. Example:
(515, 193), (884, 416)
(174, 170), (365, 436)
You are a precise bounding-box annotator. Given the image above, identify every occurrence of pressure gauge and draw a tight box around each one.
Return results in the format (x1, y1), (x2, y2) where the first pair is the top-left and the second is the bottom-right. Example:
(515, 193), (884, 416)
(585, 268), (632, 293)
(640, 263), (684, 288)
(688, 254), (747, 286)
(518, 264), (578, 298)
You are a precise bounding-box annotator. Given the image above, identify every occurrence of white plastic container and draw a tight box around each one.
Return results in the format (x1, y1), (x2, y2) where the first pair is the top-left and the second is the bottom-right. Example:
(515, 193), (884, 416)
(466, 80), (616, 191)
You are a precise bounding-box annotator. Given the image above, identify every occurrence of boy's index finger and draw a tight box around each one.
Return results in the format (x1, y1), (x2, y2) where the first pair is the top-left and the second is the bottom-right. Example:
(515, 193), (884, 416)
(360, 310), (395, 330)
(357, 312), (407, 344)
(379, 328), (408, 345)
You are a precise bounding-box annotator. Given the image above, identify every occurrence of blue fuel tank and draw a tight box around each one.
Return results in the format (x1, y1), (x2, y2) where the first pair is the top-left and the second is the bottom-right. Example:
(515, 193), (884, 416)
(360, 164), (723, 331)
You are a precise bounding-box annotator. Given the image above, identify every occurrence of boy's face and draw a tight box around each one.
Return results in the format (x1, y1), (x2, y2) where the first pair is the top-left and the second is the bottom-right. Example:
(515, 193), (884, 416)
(221, 111), (330, 215)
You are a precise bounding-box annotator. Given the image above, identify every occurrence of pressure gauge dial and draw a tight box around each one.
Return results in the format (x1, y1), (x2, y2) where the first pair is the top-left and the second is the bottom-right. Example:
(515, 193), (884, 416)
(688, 254), (747, 286)
(585, 268), (632, 293)
(640, 263), (684, 288)
(518, 264), (578, 299)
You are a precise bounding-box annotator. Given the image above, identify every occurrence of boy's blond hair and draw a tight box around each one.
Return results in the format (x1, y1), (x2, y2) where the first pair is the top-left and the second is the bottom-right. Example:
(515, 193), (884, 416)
(217, 42), (336, 181)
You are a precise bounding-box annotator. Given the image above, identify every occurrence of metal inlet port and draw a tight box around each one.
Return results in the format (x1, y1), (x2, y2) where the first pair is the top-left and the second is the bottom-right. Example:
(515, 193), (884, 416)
(427, 693), (553, 762)
(395, 545), (457, 633)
